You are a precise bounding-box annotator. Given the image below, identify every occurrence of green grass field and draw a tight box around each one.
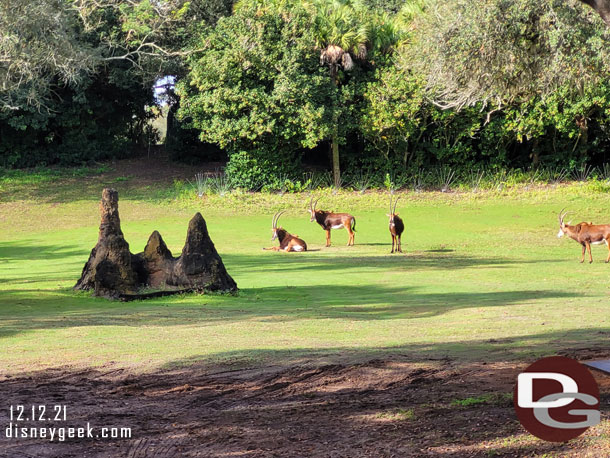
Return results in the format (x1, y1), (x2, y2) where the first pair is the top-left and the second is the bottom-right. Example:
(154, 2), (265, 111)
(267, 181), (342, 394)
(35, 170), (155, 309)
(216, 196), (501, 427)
(1, 172), (609, 376)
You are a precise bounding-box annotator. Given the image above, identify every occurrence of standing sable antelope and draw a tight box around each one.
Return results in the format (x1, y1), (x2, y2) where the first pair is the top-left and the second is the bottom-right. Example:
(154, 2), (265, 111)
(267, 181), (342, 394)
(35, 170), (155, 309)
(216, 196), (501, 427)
(308, 197), (356, 247)
(557, 208), (610, 263)
(388, 195), (404, 253)
(264, 211), (307, 252)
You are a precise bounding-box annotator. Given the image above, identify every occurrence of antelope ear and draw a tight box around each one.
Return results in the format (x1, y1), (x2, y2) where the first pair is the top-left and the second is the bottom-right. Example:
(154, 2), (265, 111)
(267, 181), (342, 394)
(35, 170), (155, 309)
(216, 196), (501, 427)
(386, 214), (390, 217)
(568, 221), (572, 225)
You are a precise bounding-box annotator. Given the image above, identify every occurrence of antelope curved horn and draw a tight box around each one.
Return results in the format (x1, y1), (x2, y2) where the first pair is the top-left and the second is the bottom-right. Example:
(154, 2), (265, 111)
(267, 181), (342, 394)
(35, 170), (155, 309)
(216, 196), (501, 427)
(558, 207), (567, 225)
(309, 196), (313, 211)
(393, 197), (399, 215)
(389, 194), (393, 215)
(275, 210), (286, 227)
(313, 198), (320, 211)
(272, 212), (279, 228)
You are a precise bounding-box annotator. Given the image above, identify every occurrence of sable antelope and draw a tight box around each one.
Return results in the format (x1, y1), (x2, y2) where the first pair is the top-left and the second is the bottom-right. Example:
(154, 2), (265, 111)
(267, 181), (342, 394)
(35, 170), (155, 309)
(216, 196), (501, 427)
(388, 195), (404, 253)
(557, 208), (610, 263)
(264, 211), (307, 252)
(308, 197), (356, 247)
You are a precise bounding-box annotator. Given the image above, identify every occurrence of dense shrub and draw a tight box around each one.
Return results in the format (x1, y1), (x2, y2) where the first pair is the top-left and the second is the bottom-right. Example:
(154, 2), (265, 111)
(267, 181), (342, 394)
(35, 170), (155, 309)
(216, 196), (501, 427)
(0, 68), (154, 168)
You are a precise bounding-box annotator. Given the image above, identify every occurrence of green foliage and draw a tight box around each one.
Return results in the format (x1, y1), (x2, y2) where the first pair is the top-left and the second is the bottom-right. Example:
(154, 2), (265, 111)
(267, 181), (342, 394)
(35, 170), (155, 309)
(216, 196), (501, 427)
(0, 66), (155, 167)
(177, 1), (333, 157)
(0, 0), (95, 110)
(4, 0), (610, 178)
(0, 0), (237, 168)
(412, 0), (610, 109)
(225, 151), (267, 191)
(451, 393), (513, 408)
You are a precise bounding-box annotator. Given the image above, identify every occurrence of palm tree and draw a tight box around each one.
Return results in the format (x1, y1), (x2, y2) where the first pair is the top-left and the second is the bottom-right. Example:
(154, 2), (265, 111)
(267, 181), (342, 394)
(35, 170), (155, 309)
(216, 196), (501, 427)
(235, 0), (401, 188)
(308, 0), (366, 188)
(311, 0), (399, 188)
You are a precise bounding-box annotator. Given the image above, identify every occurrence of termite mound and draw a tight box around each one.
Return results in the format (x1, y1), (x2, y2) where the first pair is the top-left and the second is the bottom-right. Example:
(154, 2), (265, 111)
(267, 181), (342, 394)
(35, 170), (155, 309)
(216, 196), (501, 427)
(74, 188), (237, 300)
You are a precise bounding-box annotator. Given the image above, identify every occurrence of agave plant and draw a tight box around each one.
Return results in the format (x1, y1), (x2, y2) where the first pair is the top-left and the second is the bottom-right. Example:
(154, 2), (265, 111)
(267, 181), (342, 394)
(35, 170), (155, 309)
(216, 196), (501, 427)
(467, 168), (485, 193)
(572, 164), (595, 182)
(193, 172), (208, 197)
(350, 170), (372, 194)
(436, 166), (456, 192)
(209, 170), (232, 196)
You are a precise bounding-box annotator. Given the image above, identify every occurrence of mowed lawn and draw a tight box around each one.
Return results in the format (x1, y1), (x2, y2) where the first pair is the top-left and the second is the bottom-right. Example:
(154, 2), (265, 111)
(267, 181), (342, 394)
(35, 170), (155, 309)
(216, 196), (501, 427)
(1, 180), (609, 376)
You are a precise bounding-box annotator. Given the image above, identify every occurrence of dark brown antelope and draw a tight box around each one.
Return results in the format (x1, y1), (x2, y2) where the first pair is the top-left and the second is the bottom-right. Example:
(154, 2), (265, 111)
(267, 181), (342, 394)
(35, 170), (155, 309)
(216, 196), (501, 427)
(557, 208), (610, 263)
(388, 195), (404, 253)
(308, 197), (356, 247)
(264, 211), (307, 252)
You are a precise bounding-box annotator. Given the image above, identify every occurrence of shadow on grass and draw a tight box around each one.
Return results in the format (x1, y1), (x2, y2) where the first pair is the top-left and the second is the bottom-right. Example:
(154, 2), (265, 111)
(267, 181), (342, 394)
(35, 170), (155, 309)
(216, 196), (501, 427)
(0, 240), (89, 262)
(0, 284), (579, 339)
(222, 251), (561, 276)
(165, 327), (610, 370)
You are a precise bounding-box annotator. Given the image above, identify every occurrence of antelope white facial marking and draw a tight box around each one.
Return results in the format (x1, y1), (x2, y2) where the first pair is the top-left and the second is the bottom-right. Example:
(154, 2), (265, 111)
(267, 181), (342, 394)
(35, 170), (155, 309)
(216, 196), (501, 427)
(557, 228), (565, 238)
(331, 224), (344, 229)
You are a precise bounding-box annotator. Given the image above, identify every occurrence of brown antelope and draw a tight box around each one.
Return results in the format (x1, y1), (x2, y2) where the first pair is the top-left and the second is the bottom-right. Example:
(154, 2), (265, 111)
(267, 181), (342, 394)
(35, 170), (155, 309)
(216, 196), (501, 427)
(557, 208), (610, 263)
(388, 195), (404, 253)
(308, 197), (356, 247)
(264, 211), (307, 252)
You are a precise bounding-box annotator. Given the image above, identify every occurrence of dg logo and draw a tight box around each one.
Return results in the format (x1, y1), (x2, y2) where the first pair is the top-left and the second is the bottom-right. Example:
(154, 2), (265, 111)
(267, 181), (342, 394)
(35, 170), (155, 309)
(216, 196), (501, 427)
(514, 356), (600, 442)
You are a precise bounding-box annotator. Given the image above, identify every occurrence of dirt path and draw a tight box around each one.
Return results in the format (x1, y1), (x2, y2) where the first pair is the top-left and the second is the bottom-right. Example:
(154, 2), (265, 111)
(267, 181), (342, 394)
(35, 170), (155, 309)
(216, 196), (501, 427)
(0, 357), (608, 457)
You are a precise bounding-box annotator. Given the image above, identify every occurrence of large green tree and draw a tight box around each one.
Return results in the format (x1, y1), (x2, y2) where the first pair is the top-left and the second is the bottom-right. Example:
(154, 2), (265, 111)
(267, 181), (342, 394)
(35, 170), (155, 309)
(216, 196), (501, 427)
(578, 0), (610, 25)
(177, 0), (334, 187)
(310, 0), (399, 186)
(411, 0), (610, 111)
(0, 0), (95, 111)
(0, 0), (233, 167)
(178, 0), (400, 187)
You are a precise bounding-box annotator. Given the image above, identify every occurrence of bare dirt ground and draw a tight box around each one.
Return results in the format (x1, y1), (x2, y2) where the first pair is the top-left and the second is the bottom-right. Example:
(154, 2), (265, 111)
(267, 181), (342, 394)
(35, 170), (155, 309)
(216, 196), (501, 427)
(103, 151), (226, 185)
(0, 353), (608, 458)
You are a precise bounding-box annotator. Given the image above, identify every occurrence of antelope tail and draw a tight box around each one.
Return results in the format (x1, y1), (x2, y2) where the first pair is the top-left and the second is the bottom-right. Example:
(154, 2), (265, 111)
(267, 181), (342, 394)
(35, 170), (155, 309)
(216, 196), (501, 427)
(352, 217), (357, 232)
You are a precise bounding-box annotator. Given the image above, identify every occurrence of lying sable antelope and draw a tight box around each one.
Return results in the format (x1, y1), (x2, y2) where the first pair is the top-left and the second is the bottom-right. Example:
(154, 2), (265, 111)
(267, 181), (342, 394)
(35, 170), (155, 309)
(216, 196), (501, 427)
(388, 195), (404, 253)
(264, 211), (307, 252)
(308, 197), (356, 247)
(557, 208), (610, 263)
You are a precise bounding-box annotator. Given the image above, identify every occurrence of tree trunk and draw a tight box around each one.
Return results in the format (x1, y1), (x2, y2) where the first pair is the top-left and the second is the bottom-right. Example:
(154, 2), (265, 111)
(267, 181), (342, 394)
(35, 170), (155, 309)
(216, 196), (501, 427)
(579, 0), (610, 25)
(331, 120), (341, 188)
(530, 138), (540, 167)
(330, 68), (341, 189)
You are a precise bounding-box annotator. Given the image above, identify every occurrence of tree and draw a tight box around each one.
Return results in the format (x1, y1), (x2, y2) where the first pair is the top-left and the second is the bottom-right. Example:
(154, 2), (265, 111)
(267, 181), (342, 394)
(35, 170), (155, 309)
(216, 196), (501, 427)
(0, 0), (222, 112)
(0, 0), (235, 167)
(177, 0), (334, 188)
(310, 0), (399, 187)
(0, 0), (96, 111)
(313, 1), (369, 187)
(411, 0), (610, 112)
(579, 0), (610, 25)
